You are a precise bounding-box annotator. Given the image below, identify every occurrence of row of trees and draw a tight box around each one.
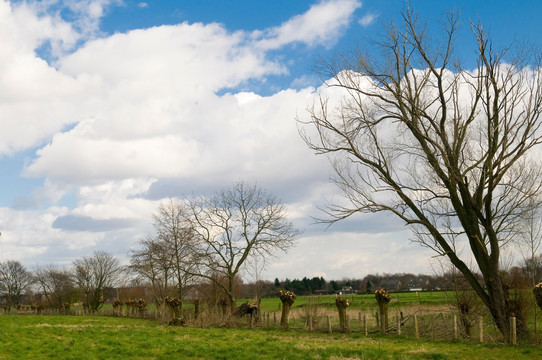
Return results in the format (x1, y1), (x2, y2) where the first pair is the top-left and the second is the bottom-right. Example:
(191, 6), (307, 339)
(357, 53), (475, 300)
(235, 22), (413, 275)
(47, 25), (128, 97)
(276, 274), (436, 295)
(275, 262), (542, 296)
(278, 276), (327, 295)
(1, 183), (299, 316)
(128, 182), (299, 313)
(0, 251), (122, 312)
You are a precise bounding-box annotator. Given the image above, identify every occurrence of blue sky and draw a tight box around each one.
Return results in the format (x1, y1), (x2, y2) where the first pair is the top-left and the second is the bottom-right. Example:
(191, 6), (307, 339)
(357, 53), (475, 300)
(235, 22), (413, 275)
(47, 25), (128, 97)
(1, 0), (542, 281)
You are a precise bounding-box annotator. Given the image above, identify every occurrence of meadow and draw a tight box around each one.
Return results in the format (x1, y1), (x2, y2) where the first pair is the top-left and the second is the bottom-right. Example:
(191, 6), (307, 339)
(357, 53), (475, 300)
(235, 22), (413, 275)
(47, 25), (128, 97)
(248, 292), (516, 342)
(1, 291), (541, 359)
(1, 314), (541, 360)
(253, 291), (451, 313)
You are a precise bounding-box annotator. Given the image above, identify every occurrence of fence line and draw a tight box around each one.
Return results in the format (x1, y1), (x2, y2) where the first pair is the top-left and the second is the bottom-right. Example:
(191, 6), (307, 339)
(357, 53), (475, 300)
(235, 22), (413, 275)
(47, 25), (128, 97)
(0, 303), (526, 345)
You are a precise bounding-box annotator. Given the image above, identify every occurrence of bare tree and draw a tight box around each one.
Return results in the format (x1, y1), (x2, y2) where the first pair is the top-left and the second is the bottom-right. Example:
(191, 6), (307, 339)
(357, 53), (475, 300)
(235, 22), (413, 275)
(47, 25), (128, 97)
(185, 182), (299, 312)
(129, 237), (172, 305)
(0, 260), (34, 309)
(300, 9), (542, 342)
(153, 200), (197, 307)
(34, 265), (76, 309)
(130, 200), (197, 312)
(73, 251), (122, 312)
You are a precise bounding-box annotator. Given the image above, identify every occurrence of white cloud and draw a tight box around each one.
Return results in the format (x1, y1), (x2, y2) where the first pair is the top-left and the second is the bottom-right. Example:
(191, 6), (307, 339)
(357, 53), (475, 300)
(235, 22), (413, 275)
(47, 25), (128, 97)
(0, 1), (80, 55)
(59, 23), (285, 91)
(254, 0), (361, 50)
(0, 1), (85, 156)
(359, 13), (377, 27)
(264, 231), (433, 280)
(40, 0), (122, 38)
(23, 55), (321, 185)
(0, 177), (158, 264)
(0, 0), (438, 279)
(0, 206), (87, 261)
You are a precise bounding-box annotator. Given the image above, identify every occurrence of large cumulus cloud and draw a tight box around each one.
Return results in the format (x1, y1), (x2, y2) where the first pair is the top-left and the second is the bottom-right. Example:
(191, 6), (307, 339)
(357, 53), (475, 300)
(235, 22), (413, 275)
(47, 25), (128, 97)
(0, 0), (433, 279)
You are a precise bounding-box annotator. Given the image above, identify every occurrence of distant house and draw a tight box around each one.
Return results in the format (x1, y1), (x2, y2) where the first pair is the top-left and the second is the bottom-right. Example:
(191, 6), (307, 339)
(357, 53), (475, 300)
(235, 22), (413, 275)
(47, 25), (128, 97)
(378, 279), (402, 292)
(338, 286), (353, 295)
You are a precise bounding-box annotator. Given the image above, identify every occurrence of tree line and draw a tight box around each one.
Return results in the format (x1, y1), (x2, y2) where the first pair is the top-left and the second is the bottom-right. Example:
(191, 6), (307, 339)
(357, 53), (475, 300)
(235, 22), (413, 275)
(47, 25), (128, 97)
(274, 262), (542, 296)
(0, 251), (121, 312)
(4, 251), (539, 314)
(0, 182), (299, 314)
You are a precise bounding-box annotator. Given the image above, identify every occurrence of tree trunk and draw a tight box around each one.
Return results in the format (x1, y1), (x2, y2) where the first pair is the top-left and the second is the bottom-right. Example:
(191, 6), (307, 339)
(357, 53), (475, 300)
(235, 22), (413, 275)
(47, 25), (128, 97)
(450, 237), (517, 342)
(485, 275), (511, 343)
(335, 296), (350, 331)
(194, 299), (200, 320)
(279, 290), (296, 329)
(375, 289), (391, 334)
(281, 303), (291, 328)
(177, 285), (183, 314)
(378, 302), (389, 333)
(228, 278), (237, 315)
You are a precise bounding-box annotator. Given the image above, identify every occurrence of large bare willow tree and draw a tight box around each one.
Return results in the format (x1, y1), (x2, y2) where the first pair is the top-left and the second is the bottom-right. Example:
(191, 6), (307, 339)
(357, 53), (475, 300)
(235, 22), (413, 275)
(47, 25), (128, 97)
(300, 10), (542, 341)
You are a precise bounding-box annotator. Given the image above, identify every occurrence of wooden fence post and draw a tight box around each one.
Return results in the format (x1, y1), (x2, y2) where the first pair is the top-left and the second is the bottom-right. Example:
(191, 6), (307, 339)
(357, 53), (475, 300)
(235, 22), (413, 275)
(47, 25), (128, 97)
(327, 315), (332, 334)
(346, 315), (351, 333)
(414, 315), (419, 340)
(510, 317), (517, 345)
(431, 316), (435, 341)
(479, 316), (484, 343)
(397, 316), (401, 335)
(453, 315), (458, 339)
(363, 314), (367, 335)
(375, 311), (379, 328)
(308, 315), (313, 331)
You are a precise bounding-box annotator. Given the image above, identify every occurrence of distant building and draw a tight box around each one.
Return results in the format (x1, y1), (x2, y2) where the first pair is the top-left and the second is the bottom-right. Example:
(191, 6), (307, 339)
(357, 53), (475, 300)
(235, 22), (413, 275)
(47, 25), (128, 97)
(338, 286), (353, 295)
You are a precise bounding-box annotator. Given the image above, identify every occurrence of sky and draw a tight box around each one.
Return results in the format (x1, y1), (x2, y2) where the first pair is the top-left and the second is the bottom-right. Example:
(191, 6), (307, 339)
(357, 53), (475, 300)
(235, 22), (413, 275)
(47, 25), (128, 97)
(1, 0), (542, 282)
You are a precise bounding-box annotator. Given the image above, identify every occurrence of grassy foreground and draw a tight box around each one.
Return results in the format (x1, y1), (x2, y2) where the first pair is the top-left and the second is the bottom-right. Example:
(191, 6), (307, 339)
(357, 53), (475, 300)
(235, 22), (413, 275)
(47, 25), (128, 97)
(0, 315), (541, 360)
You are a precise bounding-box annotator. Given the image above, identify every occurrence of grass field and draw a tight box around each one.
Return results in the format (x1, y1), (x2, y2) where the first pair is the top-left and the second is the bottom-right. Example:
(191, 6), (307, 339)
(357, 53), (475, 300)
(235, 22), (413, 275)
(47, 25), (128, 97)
(252, 291), (452, 313)
(1, 291), (539, 359)
(1, 314), (541, 360)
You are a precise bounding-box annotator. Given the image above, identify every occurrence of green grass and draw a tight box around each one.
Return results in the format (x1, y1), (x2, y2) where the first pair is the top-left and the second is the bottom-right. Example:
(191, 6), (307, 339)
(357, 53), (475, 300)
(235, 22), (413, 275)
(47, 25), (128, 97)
(244, 291), (453, 313)
(0, 314), (540, 360)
